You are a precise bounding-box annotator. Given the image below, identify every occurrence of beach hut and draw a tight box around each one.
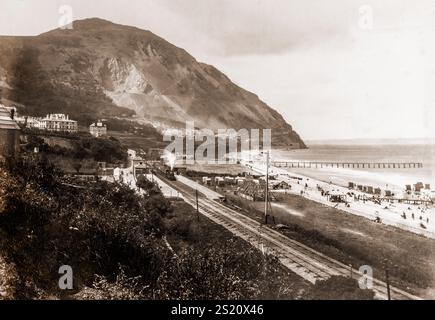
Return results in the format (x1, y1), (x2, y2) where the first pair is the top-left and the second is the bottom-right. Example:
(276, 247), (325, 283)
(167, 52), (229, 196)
(348, 182), (355, 189)
(414, 182), (424, 192)
(215, 177), (225, 186)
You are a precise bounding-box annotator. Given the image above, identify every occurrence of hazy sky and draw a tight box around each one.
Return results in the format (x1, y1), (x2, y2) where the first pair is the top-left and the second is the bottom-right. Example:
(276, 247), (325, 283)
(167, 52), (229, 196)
(1, 0), (434, 140)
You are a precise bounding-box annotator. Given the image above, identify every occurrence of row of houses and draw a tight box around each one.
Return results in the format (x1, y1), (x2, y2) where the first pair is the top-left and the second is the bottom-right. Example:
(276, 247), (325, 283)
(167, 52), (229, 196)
(3, 106), (109, 137)
(0, 104), (112, 161)
(3, 106), (104, 133)
(23, 114), (107, 137)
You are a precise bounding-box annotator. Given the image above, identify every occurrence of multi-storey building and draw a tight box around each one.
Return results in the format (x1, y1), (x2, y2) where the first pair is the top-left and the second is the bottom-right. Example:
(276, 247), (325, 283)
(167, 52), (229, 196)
(2, 107), (78, 133)
(89, 120), (107, 137)
(40, 114), (78, 133)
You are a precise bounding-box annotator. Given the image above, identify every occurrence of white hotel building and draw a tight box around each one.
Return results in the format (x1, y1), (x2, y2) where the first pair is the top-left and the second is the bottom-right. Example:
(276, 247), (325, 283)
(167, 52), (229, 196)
(15, 113), (78, 133)
(41, 114), (78, 133)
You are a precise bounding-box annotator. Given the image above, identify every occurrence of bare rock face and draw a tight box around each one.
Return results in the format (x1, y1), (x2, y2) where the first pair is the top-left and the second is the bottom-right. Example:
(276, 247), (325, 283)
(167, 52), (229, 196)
(0, 18), (306, 147)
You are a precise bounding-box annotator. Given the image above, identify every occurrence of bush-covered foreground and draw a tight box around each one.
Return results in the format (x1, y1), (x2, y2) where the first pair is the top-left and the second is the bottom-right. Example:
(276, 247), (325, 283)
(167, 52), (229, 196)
(0, 155), (373, 300)
(0, 155), (295, 299)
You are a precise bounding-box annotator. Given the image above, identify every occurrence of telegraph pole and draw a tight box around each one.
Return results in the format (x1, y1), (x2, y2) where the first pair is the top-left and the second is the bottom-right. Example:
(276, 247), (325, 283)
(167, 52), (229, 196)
(386, 268), (391, 300)
(265, 151), (269, 225)
(196, 189), (200, 221)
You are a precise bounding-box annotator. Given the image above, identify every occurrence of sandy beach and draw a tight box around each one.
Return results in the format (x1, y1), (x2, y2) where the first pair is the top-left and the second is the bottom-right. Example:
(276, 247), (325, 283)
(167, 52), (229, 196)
(240, 153), (435, 239)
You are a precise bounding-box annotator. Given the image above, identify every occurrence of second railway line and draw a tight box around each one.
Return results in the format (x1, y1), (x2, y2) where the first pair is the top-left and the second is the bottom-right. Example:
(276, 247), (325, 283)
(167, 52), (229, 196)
(157, 174), (421, 301)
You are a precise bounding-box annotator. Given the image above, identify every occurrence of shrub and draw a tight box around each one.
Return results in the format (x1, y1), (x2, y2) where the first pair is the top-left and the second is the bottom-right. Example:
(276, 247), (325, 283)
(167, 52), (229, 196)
(306, 276), (375, 300)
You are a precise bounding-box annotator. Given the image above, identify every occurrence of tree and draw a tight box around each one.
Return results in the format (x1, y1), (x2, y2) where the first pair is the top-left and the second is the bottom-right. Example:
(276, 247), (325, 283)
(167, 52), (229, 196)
(136, 175), (153, 190)
(76, 267), (149, 300)
(136, 175), (162, 197)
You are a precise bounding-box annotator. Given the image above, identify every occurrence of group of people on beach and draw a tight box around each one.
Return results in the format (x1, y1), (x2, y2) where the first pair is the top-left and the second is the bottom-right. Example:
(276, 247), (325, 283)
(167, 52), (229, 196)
(296, 176), (432, 230)
(401, 206), (430, 229)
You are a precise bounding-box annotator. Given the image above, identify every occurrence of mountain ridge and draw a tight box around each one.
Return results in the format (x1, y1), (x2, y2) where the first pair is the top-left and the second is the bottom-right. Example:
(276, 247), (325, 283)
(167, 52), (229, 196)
(0, 18), (306, 148)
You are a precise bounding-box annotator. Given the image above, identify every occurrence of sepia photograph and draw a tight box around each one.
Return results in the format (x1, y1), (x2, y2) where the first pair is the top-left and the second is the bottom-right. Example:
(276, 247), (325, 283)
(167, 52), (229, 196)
(0, 0), (434, 310)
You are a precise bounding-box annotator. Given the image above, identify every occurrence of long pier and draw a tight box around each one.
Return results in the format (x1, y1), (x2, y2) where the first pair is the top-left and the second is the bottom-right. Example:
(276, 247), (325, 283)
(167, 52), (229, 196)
(272, 161), (423, 169)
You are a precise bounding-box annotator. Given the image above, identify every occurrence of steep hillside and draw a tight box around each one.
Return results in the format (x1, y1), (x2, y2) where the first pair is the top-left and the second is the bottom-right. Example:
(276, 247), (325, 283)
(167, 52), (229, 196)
(0, 18), (305, 147)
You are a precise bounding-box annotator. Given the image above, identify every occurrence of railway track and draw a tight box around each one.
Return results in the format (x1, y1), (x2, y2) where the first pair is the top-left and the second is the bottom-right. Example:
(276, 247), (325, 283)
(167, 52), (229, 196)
(159, 175), (421, 300)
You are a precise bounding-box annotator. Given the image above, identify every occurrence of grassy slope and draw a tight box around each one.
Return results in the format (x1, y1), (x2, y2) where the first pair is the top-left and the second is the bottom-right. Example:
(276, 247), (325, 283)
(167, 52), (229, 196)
(164, 200), (312, 300)
(225, 193), (435, 298)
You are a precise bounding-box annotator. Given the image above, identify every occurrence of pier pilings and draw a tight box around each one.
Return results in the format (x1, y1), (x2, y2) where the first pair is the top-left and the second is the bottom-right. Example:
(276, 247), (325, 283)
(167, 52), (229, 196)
(272, 161), (423, 169)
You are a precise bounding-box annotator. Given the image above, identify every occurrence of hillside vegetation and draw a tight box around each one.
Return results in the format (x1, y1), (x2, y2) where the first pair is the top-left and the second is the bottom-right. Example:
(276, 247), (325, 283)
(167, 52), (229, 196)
(0, 155), (311, 299)
(0, 18), (305, 147)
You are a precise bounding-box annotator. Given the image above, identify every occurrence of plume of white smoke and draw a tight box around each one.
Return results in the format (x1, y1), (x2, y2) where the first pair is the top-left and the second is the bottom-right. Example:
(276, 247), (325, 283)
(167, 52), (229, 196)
(163, 150), (177, 171)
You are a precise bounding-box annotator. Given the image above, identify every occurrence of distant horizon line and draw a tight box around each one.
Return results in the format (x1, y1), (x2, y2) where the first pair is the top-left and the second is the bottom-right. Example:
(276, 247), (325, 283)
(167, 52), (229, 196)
(305, 137), (435, 145)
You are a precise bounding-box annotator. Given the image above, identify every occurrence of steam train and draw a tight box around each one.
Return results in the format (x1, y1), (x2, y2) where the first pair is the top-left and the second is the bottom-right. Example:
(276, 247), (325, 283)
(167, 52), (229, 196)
(152, 163), (176, 181)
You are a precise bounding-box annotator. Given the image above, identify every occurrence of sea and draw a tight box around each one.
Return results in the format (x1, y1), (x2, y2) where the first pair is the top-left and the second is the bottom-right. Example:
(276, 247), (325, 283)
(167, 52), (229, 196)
(272, 141), (435, 192)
